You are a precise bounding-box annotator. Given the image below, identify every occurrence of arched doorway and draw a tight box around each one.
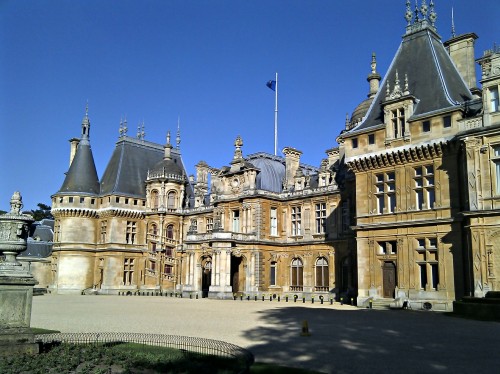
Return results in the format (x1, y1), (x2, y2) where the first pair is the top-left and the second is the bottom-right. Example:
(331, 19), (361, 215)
(382, 261), (396, 298)
(201, 257), (212, 298)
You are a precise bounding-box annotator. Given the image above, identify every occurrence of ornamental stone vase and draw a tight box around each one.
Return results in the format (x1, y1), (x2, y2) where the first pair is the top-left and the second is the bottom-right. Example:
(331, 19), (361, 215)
(0, 191), (38, 355)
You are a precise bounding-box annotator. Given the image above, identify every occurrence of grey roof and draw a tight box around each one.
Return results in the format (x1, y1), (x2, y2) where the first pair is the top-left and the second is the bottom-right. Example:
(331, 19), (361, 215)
(58, 142), (100, 195)
(100, 137), (194, 200)
(245, 152), (319, 193)
(351, 27), (473, 133)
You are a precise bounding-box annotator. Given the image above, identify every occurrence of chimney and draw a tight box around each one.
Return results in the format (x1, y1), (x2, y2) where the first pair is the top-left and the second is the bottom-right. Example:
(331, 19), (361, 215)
(282, 147), (302, 191)
(444, 33), (480, 95)
(69, 138), (80, 167)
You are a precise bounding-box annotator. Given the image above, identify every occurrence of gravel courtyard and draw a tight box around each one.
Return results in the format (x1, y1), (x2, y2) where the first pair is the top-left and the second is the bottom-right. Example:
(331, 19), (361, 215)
(31, 295), (499, 373)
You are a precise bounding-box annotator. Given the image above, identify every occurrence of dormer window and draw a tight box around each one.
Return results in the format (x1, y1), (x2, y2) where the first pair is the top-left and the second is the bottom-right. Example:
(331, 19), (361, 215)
(352, 138), (358, 149)
(422, 120), (431, 132)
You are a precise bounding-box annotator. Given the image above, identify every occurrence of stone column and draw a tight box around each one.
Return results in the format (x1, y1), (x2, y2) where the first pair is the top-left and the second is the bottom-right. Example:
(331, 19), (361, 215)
(0, 192), (38, 355)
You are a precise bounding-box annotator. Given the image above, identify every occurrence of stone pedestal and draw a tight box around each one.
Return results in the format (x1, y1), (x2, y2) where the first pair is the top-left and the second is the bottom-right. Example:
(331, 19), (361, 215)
(0, 192), (38, 355)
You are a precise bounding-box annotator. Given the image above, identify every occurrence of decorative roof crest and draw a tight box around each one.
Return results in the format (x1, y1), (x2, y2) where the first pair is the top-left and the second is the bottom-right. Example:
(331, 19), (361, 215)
(386, 71), (411, 100)
(233, 135), (243, 160)
(405, 0), (437, 35)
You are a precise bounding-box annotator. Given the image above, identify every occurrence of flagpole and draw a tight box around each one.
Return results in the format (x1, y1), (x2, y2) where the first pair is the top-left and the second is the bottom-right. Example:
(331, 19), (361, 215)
(274, 72), (278, 156)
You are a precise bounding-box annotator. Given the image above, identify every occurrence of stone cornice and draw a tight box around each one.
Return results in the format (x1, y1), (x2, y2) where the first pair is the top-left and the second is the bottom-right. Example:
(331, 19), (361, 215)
(346, 141), (447, 173)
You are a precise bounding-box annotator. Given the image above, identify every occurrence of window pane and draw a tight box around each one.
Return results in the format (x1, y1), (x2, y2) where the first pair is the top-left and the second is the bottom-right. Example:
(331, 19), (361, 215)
(419, 264), (427, 289)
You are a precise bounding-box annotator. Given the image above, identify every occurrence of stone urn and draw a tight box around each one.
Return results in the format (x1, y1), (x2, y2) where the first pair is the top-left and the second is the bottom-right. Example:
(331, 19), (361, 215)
(0, 191), (38, 355)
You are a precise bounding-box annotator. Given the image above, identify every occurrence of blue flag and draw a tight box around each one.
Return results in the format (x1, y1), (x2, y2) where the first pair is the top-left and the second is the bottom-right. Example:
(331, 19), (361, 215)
(266, 80), (276, 91)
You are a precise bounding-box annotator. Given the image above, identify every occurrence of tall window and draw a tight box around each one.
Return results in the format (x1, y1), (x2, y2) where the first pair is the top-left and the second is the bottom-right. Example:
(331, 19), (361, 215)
(167, 191), (176, 210)
(164, 264), (173, 274)
(270, 261), (277, 286)
(232, 210), (240, 232)
(151, 190), (159, 209)
(290, 258), (303, 291)
(414, 165), (435, 210)
(378, 241), (397, 255)
(490, 86), (499, 112)
(315, 257), (329, 290)
(190, 219), (198, 233)
(392, 108), (405, 138)
(126, 221), (137, 244)
(375, 172), (396, 214)
(493, 145), (500, 195)
(415, 238), (439, 290)
(206, 217), (214, 233)
(166, 224), (174, 240)
(315, 203), (327, 234)
(123, 258), (134, 285)
(291, 206), (302, 236)
(100, 220), (107, 243)
(270, 208), (278, 236)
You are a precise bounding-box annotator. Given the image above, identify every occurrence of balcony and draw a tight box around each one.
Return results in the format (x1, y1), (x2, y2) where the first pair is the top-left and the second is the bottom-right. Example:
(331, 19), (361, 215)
(185, 232), (257, 242)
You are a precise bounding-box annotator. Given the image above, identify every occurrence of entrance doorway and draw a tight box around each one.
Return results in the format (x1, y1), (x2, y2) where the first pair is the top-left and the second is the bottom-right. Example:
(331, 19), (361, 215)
(231, 256), (245, 293)
(201, 258), (212, 298)
(382, 262), (396, 298)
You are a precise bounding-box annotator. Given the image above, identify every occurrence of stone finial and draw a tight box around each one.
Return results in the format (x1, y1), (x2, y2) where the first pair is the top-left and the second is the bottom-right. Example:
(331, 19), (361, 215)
(233, 135), (243, 160)
(405, 0), (413, 25)
(429, 0), (437, 26)
(9, 191), (23, 215)
(371, 52), (377, 74)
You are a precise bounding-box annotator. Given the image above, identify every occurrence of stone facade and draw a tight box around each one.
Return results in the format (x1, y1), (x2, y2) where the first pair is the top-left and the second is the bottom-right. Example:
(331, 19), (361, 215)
(34, 2), (500, 309)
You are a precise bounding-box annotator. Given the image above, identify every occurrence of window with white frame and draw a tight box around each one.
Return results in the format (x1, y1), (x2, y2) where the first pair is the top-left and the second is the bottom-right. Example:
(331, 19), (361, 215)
(493, 145), (500, 195)
(232, 210), (240, 232)
(123, 258), (134, 285)
(291, 206), (302, 236)
(374, 172), (396, 214)
(126, 221), (137, 244)
(270, 207), (278, 236)
(206, 217), (213, 233)
(415, 238), (439, 290)
(490, 86), (499, 112)
(315, 203), (326, 234)
(414, 165), (435, 210)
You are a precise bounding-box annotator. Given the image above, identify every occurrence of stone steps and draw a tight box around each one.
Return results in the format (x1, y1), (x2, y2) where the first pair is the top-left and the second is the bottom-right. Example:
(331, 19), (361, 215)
(370, 298), (394, 310)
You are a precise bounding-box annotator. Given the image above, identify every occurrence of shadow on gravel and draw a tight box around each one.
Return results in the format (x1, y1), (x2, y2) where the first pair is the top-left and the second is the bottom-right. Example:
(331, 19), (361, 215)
(241, 307), (500, 374)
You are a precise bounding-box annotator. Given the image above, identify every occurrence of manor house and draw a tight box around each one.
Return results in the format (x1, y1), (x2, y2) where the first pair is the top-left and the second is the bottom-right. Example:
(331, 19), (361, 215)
(41, 2), (499, 310)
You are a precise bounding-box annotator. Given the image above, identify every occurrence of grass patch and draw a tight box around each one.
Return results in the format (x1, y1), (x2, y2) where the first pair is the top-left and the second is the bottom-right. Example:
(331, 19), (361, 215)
(0, 342), (245, 374)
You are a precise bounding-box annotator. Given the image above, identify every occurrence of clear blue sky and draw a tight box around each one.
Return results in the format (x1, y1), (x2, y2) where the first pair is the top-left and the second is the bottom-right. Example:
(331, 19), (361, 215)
(0, 0), (498, 212)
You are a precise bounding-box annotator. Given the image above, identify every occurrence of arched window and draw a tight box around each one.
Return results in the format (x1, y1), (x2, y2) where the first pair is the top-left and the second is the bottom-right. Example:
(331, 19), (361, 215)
(150, 223), (158, 236)
(291, 258), (303, 290)
(166, 224), (174, 240)
(167, 191), (176, 210)
(151, 190), (159, 209)
(315, 257), (329, 290)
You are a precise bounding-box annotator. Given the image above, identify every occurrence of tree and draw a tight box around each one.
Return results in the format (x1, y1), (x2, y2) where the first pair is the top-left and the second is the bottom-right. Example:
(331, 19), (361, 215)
(29, 203), (54, 221)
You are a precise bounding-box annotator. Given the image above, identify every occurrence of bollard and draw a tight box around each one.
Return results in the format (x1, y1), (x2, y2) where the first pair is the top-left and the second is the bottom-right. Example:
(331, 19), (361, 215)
(233, 294), (237, 301)
(190, 293), (192, 299)
(351, 297), (354, 305)
(254, 295), (257, 301)
(300, 320), (311, 337)
(240, 295), (243, 301)
(247, 295), (250, 301)
(294, 295), (298, 303)
(312, 297), (314, 304)
(340, 297), (343, 305)
(278, 296), (280, 302)
(269, 295), (272, 302)
(330, 298), (333, 305)
(320, 296), (324, 304)
(196, 293), (199, 299)
(262, 295), (265, 301)
(369, 299), (373, 309)
(286, 295), (289, 302)
(302, 297), (305, 303)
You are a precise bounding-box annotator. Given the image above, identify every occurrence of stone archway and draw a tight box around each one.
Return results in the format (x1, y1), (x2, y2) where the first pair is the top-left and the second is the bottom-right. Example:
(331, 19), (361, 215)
(231, 251), (247, 294)
(201, 256), (212, 298)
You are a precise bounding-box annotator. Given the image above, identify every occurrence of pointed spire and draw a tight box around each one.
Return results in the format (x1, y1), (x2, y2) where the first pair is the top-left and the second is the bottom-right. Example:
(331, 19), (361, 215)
(451, 7), (456, 38)
(404, 73), (410, 95)
(176, 116), (181, 149)
(368, 52), (381, 98)
(166, 130), (171, 146)
(80, 102), (90, 144)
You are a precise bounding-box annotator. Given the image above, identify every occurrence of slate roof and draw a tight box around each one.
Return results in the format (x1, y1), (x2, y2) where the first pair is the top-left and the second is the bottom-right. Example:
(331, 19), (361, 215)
(350, 27), (473, 133)
(100, 136), (194, 201)
(58, 141), (100, 195)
